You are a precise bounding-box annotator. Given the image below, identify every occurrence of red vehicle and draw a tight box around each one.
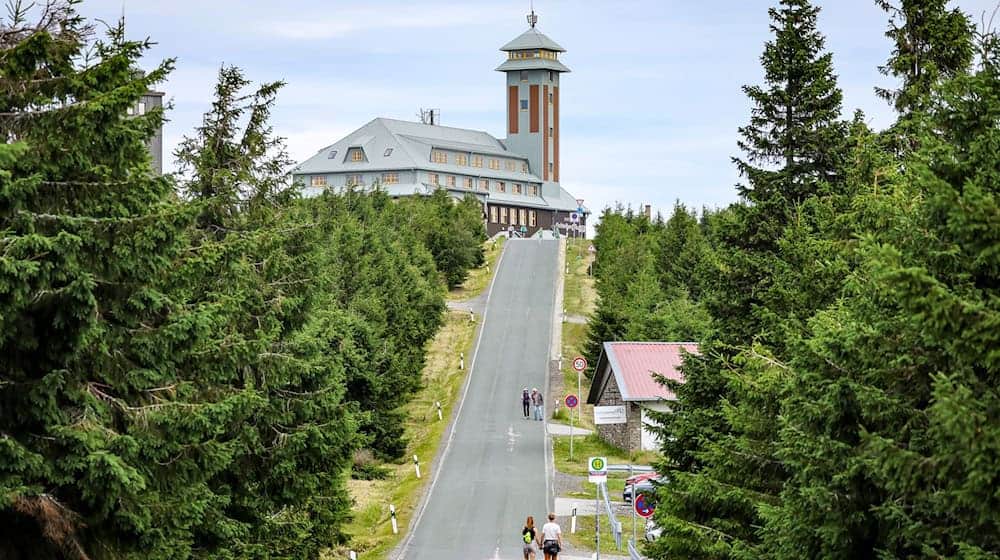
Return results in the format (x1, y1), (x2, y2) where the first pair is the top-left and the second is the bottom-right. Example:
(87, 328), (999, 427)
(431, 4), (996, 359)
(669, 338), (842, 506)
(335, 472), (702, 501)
(625, 471), (658, 487)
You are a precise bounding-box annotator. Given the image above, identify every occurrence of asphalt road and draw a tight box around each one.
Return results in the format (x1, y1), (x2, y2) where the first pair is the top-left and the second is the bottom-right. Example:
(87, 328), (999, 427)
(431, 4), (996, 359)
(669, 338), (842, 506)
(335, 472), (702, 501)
(400, 239), (559, 560)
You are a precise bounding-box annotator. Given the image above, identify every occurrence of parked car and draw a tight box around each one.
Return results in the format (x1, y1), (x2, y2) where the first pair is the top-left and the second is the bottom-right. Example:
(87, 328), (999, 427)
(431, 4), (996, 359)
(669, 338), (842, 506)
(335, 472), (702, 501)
(623, 479), (655, 504)
(644, 518), (662, 542)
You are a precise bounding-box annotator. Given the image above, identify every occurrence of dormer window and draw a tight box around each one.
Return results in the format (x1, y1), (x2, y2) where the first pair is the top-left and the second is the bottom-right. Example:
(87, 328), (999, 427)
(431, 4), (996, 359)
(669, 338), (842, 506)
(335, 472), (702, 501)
(350, 149), (365, 162)
(328, 150), (338, 159)
(521, 162), (529, 173)
(384, 148), (393, 157)
(432, 150), (448, 164)
(472, 155), (483, 168)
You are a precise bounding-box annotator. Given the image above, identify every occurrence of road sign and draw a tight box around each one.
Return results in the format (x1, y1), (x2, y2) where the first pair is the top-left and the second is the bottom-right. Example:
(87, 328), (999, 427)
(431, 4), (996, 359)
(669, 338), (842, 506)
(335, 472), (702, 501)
(565, 394), (579, 408)
(569, 212), (579, 223)
(572, 356), (587, 372)
(634, 493), (655, 518)
(594, 405), (627, 425)
(588, 456), (608, 483)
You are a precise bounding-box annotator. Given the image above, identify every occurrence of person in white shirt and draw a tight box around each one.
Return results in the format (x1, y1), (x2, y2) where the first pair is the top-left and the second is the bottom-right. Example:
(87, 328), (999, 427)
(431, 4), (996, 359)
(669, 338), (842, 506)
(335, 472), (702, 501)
(539, 512), (562, 560)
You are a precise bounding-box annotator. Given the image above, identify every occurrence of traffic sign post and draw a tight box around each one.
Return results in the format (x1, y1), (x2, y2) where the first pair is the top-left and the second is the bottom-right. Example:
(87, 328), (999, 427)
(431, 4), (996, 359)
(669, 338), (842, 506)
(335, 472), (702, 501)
(635, 493), (655, 518)
(566, 394), (579, 459)
(588, 456), (608, 483)
(572, 357), (587, 433)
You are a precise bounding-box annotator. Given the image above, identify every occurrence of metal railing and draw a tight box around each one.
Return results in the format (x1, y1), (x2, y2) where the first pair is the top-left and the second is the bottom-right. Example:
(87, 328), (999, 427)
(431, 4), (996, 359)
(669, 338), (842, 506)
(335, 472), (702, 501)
(628, 539), (644, 560)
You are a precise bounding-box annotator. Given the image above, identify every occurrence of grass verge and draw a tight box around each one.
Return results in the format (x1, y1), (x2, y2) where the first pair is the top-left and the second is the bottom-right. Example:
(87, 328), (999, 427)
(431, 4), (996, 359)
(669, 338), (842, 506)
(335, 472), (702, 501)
(447, 237), (505, 301)
(563, 238), (596, 317)
(565, 515), (650, 552)
(333, 309), (478, 559)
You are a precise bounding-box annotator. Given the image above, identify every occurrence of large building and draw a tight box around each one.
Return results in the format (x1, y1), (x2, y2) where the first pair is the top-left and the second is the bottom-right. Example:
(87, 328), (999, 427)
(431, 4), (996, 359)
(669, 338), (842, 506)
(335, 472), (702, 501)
(293, 12), (587, 238)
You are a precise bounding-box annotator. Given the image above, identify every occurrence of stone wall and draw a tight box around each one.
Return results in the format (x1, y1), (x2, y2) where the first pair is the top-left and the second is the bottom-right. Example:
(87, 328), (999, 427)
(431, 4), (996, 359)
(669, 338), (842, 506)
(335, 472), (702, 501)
(594, 370), (642, 452)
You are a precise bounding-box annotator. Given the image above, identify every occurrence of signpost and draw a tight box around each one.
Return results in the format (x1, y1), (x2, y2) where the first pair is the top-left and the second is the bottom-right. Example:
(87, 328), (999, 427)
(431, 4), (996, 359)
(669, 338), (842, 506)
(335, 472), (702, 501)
(589, 456), (606, 560)
(566, 393), (579, 459)
(571, 356), (587, 443)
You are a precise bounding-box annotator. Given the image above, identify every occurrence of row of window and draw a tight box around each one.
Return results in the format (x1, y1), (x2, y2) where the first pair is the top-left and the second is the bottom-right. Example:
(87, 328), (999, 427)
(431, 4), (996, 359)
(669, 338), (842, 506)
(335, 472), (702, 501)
(309, 173), (399, 188)
(431, 150), (529, 173)
(328, 147), (394, 161)
(519, 94), (556, 111)
(519, 70), (558, 82)
(508, 50), (559, 60)
(490, 206), (537, 227)
(427, 173), (539, 196)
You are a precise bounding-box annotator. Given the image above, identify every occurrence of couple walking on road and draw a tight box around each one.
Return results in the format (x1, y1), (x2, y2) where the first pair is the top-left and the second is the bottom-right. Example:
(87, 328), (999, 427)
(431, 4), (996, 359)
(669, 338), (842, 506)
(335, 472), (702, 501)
(522, 513), (563, 560)
(521, 387), (544, 421)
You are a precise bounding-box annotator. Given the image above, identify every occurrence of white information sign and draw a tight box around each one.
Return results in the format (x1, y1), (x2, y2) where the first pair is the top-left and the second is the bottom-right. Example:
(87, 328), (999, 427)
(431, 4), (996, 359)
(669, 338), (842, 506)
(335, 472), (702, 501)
(594, 405), (627, 425)
(588, 456), (608, 484)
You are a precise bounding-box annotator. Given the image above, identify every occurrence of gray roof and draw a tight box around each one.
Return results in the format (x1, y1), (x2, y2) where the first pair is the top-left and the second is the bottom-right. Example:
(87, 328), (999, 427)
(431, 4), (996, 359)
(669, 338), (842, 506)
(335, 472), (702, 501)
(495, 58), (571, 73)
(293, 117), (588, 213)
(500, 28), (566, 52)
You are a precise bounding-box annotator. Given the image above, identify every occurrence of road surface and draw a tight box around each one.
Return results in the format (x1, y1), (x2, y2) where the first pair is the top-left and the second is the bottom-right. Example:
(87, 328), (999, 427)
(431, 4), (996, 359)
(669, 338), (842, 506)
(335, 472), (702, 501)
(400, 239), (559, 560)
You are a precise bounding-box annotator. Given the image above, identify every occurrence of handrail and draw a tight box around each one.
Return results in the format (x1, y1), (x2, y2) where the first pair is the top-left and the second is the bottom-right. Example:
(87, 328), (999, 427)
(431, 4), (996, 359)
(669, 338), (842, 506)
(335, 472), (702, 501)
(599, 482), (623, 549)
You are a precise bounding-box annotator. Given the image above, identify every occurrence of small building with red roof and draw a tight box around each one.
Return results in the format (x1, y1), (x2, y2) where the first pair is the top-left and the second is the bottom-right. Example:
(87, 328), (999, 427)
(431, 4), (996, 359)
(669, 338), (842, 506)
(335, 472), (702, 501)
(585, 341), (698, 451)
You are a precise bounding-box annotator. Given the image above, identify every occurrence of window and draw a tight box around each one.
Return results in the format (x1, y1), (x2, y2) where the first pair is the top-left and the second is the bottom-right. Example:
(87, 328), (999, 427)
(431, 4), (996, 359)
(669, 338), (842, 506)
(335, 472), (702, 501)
(520, 99), (529, 110)
(382, 172), (399, 185)
(529, 210), (537, 227)
(310, 176), (327, 187)
(384, 148), (393, 157)
(548, 163), (554, 174)
(497, 181), (506, 193)
(549, 92), (553, 103)
(529, 185), (539, 196)
(489, 159), (500, 170)
(432, 150), (448, 164)
(328, 150), (338, 159)
(456, 154), (468, 166)
(549, 127), (553, 137)
(510, 208), (518, 226)
(472, 155), (483, 168)
(505, 160), (515, 171)
(500, 207), (508, 224)
(520, 70), (528, 82)
(513, 183), (523, 195)
(447, 175), (456, 188)
(429, 173), (439, 186)
(478, 178), (489, 191)
(548, 71), (554, 81)
(519, 209), (527, 226)
(351, 149), (364, 162)
(490, 206), (498, 223)
(462, 177), (472, 189)
(347, 174), (364, 186)
(137, 102), (146, 115)
(521, 162), (529, 173)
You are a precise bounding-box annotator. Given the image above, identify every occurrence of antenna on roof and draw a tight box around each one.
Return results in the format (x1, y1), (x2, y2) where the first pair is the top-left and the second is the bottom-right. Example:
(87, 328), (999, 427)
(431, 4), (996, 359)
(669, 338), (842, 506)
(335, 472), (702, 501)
(418, 108), (441, 125)
(527, 2), (538, 28)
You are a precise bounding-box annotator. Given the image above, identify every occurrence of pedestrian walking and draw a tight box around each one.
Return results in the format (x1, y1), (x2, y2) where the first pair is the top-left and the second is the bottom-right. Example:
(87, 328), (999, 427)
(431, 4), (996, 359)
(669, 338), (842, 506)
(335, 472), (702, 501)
(521, 515), (537, 560)
(522, 387), (531, 419)
(531, 388), (544, 421)
(540, 512), (562, 560)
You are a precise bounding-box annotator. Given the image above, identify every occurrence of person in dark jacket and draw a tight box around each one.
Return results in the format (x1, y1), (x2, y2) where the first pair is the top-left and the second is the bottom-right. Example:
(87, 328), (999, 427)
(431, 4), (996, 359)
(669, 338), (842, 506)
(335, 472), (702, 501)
(521, 387), (531, 418)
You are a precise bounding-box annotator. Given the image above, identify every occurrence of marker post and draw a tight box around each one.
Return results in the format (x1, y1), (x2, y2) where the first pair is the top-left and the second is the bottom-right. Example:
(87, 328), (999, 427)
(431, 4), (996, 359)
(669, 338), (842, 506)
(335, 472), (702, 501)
(571, 507), (577, 534)
(390, 504), (398, 534)
(413, 455), (421, 479)
(436, 401), (443, 421)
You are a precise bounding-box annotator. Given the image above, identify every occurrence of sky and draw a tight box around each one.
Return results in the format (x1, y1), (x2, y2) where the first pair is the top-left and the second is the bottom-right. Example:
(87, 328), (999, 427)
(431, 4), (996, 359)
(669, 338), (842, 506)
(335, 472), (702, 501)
(79, 0), (999, 220)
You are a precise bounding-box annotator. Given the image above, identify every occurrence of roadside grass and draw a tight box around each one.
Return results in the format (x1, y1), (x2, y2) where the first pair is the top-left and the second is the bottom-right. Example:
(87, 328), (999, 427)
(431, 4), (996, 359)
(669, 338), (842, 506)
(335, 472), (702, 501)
(447, 237), (505, 301)
(564, 515), (630, 553)
(552, 435), (658, 478)
(333, 308), (478, 559)
(562, 238), (596, 317)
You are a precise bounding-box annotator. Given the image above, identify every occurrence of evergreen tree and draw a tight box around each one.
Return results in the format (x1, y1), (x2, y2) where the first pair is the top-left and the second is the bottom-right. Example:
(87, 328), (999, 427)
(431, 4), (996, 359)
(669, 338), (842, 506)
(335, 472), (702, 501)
(875, 0), (973, 116)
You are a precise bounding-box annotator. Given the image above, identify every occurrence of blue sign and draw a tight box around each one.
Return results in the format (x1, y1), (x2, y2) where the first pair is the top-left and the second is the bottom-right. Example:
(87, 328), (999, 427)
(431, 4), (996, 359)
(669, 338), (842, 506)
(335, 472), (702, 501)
(635, 493), (655, 518)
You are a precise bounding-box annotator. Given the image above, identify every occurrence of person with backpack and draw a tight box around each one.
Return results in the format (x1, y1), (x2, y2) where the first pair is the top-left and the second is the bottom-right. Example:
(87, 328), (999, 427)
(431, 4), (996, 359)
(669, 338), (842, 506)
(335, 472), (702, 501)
(540, 512), (562, 559)
(521, 387), (531, 419)
(521, 515), (537, 560)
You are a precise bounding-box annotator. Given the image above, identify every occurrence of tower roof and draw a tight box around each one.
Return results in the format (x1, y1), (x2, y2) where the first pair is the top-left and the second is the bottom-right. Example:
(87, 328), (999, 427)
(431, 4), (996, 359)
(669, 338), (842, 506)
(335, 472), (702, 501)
(500, 27), (566, 53)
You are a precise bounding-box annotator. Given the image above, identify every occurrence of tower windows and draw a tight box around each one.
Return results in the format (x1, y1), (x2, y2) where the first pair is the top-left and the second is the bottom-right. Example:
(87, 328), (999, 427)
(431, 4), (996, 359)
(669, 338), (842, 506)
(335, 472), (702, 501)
(549, 163), (554, 174)
(520, 99), (528, 110)
(549, 127), (553, 137)
(548, 71), (554, 81)
(549, 92), (553, 103)
(520, 70), (528, 82)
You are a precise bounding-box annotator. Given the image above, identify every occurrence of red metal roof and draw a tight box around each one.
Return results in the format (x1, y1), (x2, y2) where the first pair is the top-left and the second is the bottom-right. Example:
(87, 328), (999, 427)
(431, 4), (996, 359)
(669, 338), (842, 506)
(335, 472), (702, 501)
(605, 342), (699, 401)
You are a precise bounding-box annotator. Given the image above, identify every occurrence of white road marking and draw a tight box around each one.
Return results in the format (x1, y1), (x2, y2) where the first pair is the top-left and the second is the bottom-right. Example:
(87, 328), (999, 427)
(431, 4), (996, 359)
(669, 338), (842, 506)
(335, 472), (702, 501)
(507, 424), (521, 452)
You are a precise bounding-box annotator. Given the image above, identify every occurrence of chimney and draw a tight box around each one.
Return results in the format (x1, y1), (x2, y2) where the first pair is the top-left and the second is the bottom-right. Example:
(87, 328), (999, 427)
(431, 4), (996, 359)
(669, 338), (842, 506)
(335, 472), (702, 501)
(644, 204), (652, 219)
